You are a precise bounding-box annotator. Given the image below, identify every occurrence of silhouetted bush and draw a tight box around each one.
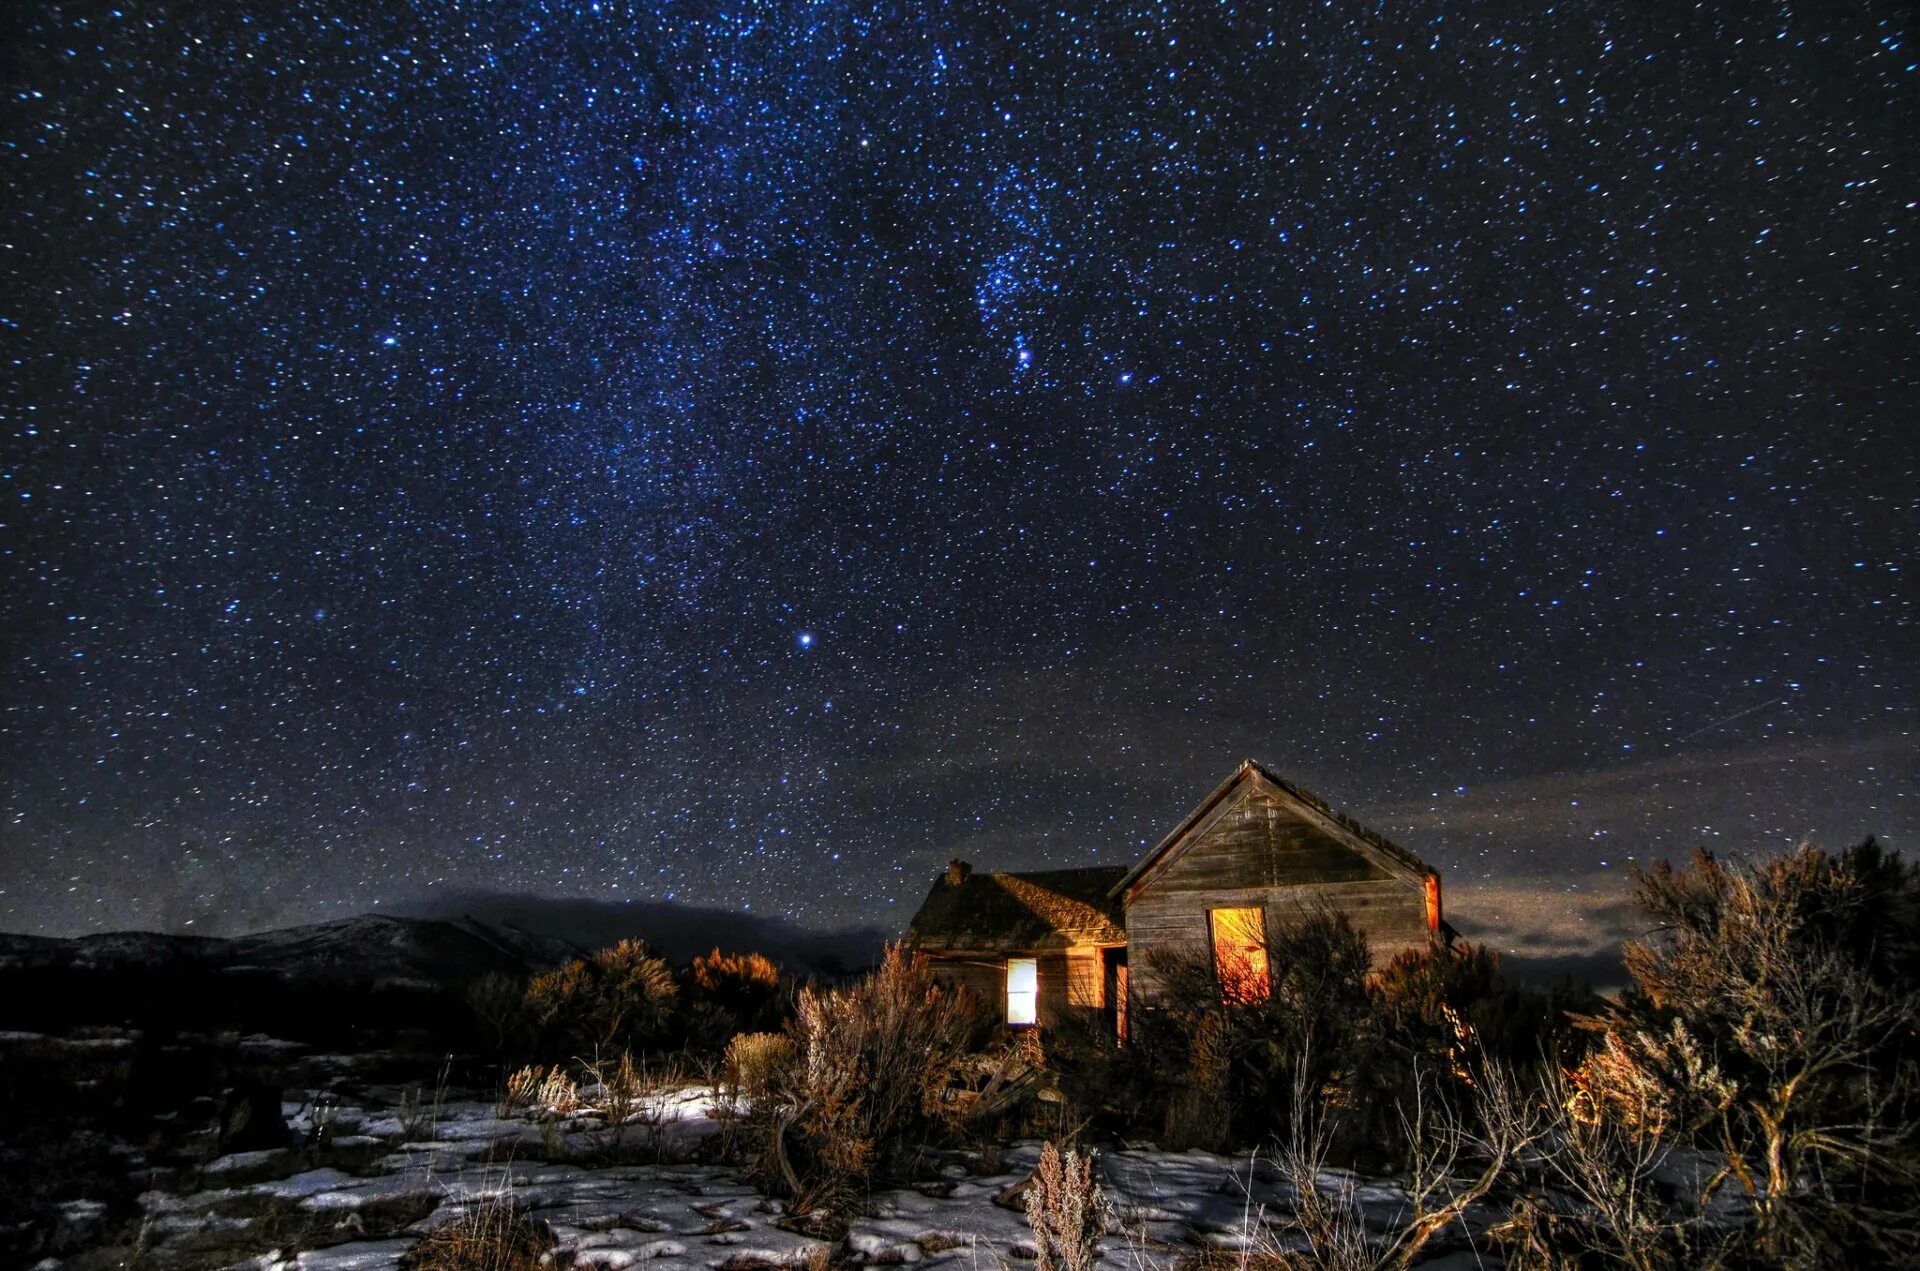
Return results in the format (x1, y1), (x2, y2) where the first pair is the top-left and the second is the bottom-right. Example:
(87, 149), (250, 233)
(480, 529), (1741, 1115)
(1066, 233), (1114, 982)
(1364, 938), (1572, 1150)
(465, 971), (527, 1054)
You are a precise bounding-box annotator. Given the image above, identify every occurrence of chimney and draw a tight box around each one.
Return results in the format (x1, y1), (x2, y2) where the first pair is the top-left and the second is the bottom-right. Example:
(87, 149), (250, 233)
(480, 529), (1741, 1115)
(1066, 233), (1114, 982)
(946, 859), (972, 886)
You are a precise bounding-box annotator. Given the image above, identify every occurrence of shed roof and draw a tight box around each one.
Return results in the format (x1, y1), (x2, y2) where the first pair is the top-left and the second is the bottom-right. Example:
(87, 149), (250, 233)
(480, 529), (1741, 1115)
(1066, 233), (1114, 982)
(906, 867), (1128, 952)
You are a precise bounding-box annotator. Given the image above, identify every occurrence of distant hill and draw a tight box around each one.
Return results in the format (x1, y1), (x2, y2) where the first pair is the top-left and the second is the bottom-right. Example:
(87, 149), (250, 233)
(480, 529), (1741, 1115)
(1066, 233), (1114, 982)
(0, 913), (583, 991)
(392, 892), (893, 977)
(0, 900), (892, 993)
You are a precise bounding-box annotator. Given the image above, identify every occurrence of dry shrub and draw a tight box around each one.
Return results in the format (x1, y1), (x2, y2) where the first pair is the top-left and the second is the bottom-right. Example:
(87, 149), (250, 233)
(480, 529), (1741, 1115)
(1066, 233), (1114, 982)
(587, 1050), (644, 1126)
(688, 949), (790, 1050)
(523, 940), (679, 1057)
(1161, 1009), (1233, 1150)
(695, 949), (782, 995)
(535, 1066), (579, 1117)
(1268, 1058), (1548, 1271)
(1145, 907), (1374, 1151)
(1490, 1066), (1724, 1271)
(1371, 940), (1563, 1076)
(1025, 1141), (1109, 1271)
(757, 943), (983, 1213)
(522, 959), (592, 1035)
(397, 1057), (450, 1143)
(402, 1193), (554, 1271)
(1579, 842), (1920, 1263)
(726, 1031), (794, 1102)
(1566, 1018), (1734, 1141)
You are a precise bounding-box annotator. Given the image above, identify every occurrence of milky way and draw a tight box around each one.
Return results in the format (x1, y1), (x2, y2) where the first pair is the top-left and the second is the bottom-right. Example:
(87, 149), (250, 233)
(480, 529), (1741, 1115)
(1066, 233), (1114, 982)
(3, 1), (1915, 937)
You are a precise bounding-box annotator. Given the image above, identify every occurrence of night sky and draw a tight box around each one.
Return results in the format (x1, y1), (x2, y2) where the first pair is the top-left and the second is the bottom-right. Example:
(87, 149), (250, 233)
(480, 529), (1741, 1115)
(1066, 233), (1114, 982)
(3, 1), (1914, 945)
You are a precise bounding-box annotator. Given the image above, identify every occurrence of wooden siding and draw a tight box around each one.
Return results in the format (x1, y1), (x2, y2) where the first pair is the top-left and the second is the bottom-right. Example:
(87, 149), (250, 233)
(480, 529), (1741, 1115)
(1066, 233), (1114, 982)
(1123, 783), (1432, 999)
(1066, 946), (1103, 1008)
(1128, 879), (1429, 998)
(920, 951), (1006, 1013)
(1115, 762), (1431, 902)
(1128, 787), (1392, 899)
(922, 948), (1098, 1027)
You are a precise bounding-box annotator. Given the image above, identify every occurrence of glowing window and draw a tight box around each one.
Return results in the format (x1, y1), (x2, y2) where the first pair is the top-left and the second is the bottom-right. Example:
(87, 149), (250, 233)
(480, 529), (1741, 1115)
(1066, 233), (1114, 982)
(1006, 957), (1038, 1025)
(1211, 907), (1270, 1004)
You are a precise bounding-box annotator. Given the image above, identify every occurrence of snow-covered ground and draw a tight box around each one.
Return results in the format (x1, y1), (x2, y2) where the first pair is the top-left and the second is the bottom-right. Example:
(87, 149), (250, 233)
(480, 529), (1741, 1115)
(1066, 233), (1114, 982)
(89, 1087), (1494, 1271)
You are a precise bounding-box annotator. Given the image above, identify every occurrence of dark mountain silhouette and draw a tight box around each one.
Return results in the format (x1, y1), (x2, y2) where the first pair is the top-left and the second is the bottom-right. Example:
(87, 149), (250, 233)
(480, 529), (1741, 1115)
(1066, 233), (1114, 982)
(0, 913), (583, 988)
(391, 891), (893, 977)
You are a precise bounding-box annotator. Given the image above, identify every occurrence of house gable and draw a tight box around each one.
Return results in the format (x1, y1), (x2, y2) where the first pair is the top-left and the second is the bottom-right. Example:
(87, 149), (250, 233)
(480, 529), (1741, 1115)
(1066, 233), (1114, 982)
(1111, 759), (1432, 906)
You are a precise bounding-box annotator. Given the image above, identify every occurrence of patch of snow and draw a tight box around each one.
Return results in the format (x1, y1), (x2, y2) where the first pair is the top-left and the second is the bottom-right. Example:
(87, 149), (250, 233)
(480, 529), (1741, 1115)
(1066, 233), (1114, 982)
(206, 1148), (300, 1181)
(293, 1238), (413, 1269)
(126, 1086), (1505, 1271)
(260, 1168), (366, 1201)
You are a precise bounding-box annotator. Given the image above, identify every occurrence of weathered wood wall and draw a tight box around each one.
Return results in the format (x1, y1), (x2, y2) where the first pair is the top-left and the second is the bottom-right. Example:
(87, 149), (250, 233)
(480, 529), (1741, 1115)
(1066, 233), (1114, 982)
(1124, 789), (1430, 1000)
(1130, 785), (1393, 893)
(921, 948), (1107, 1027)
(921, 951), (1005, 1012)
(1065, 947), (1103, 1008)
(1127, 880), (1430, 997)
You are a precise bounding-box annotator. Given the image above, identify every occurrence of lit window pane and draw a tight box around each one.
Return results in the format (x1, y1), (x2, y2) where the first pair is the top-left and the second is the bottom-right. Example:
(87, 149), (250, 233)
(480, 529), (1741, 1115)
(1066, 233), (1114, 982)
(1006, 956), (1038, 1025)
(1211, 907), (1269, 1004)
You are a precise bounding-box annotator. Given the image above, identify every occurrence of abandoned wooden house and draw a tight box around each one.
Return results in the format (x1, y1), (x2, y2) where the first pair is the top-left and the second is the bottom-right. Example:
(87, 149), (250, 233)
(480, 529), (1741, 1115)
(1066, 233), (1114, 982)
(904, 759), (1444, 1032)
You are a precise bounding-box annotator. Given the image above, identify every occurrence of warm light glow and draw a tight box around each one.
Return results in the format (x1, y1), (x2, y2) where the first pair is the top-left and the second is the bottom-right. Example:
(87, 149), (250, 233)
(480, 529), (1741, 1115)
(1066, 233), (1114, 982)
(1211, 907), (1269, 1004)
(1006, 956), (1038, 1025)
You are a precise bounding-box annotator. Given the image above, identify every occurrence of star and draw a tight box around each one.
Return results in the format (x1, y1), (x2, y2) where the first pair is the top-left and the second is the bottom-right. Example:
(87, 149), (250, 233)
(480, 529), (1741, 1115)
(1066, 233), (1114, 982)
(0, 0), (1908, 938)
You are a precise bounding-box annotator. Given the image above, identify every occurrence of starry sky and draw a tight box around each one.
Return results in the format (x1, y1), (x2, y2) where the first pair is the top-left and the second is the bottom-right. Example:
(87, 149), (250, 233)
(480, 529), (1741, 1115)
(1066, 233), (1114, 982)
(3, 1), (1915, 943)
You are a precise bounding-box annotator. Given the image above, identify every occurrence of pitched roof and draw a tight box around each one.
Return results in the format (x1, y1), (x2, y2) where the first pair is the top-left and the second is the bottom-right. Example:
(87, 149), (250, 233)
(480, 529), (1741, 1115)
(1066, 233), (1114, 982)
(906, 867), (1128, 952)
(1109, 759), (1434, 900)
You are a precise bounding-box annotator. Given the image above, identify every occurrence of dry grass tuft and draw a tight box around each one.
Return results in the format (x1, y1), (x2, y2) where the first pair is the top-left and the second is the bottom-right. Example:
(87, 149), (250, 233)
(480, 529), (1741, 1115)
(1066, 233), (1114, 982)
(499, 1064), (545, 1116)
(401, 1194), (554, 1271)
(724, 1031), (794, 1103)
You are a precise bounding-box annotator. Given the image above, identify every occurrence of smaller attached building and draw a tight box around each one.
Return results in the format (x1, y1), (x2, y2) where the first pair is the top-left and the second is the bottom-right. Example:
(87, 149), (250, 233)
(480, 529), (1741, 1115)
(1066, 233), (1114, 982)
(905, 760), (1444, 1032)
(903, 862), (1128, 1029)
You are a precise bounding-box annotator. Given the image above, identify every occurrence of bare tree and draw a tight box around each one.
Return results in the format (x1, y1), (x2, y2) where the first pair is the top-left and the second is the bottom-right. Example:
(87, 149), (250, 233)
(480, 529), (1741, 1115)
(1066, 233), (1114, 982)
(1268, 1054), (1547, 1271)
(465, 971), (524, 1052)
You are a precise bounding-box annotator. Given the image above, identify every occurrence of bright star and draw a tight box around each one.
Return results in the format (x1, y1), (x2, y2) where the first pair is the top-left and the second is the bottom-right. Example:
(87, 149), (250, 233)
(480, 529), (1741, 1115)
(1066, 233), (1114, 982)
(797, 632), (814, 648)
